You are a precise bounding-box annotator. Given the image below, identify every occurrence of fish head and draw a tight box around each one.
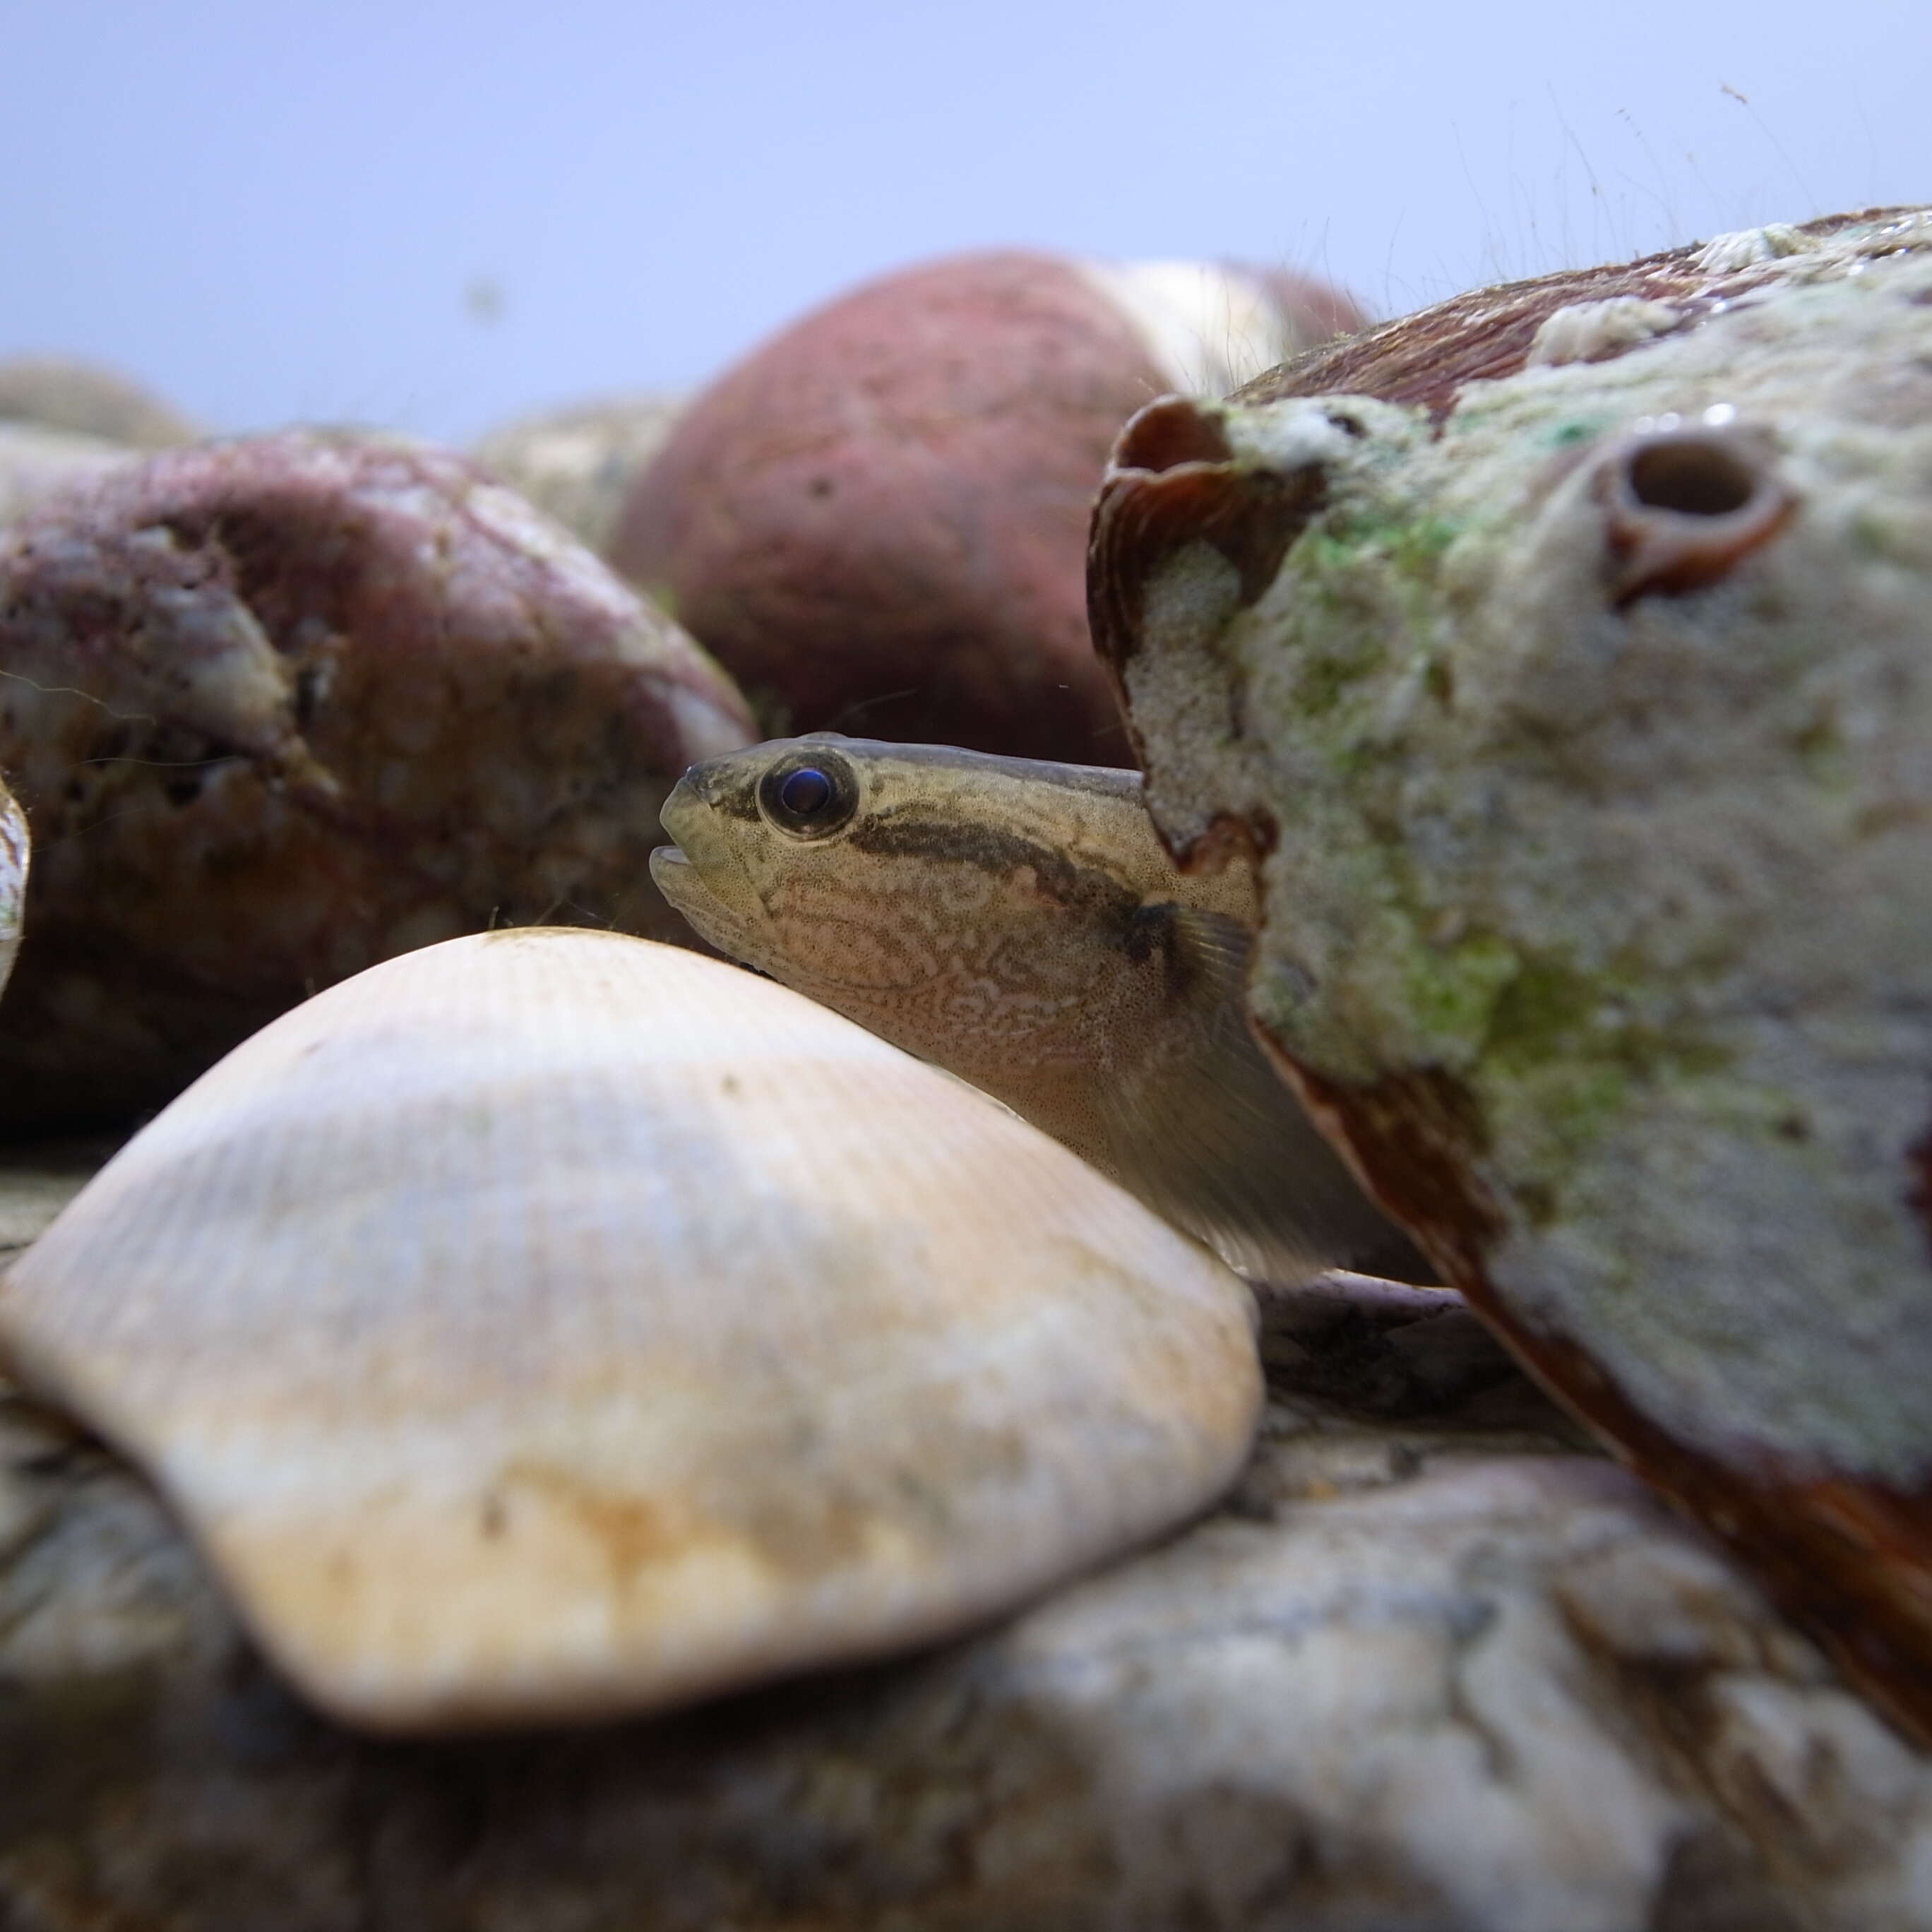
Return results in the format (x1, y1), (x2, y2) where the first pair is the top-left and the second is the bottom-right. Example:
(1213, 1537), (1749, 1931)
(650, 734), (1150, 1008)
(654, 734), (1420, 1282)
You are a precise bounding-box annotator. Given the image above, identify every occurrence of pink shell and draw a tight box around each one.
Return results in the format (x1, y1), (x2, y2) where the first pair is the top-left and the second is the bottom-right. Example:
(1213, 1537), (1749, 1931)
(612, 250), (1364, 764)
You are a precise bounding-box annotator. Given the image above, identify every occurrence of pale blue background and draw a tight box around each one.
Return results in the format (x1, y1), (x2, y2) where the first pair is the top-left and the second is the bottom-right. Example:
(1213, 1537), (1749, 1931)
(1, 0), (1921, 443)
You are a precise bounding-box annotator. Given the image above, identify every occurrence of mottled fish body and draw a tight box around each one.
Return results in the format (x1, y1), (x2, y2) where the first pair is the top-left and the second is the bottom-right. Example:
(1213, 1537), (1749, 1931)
(650, 734), (1422, 1282)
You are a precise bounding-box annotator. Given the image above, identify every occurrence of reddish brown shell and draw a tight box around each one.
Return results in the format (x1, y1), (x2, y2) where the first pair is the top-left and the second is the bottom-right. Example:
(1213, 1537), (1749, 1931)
(1232, 205), (1921, 423)
(0, 431), (755, 1128)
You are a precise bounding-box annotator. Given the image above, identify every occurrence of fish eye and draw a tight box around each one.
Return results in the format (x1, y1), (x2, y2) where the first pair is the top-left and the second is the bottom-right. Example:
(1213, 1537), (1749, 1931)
(757, 751), (858, 840)
(778, 767), (832, 816)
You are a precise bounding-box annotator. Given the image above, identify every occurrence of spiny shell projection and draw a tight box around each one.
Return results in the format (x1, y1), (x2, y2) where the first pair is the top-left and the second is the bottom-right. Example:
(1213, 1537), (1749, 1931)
(0, 780), (24, 1001)
(0, 430), (756, 1128)
(610, 250), (1366, 764)
(0, 929), (1261, 1734)
(1087, 208), (1932, 1737)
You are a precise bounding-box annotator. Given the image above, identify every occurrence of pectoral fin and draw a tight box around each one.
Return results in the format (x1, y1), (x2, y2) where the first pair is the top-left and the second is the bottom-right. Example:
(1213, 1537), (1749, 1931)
(1097, 905), (1431, 1284)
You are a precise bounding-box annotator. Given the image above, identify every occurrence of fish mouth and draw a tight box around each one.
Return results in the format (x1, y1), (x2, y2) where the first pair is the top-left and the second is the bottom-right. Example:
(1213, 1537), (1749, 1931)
(648, 839), (703, 917)
(650, 837), (750, 962)
(650, 771), (764, 960)
(652, 772), (712, 883)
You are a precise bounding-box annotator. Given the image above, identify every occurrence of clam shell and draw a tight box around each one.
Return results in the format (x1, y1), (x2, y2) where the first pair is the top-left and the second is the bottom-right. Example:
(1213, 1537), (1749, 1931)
(0, 929), (1260, 1733)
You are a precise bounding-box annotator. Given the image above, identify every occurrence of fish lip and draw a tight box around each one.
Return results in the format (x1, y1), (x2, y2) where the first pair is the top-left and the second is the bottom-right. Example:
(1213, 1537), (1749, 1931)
(647, 843), (697, 903)
(654, 771), (729, 893)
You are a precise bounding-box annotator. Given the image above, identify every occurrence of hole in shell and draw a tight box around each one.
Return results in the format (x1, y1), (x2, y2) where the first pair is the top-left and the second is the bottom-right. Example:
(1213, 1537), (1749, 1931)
(1112, 398), (1234, 475)
(1623, 437), (1758, 517)
(1596, 427), (1796, 604)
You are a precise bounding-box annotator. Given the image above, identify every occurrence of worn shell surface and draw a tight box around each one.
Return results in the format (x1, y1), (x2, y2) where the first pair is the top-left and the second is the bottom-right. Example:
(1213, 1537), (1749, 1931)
(0, 929), (1262, 1734)
(1088, 208), (1932, 1737)
(611, 249), (1366, 763)
(0, 430), (756, 1128)
(0, 782), (24, 1003)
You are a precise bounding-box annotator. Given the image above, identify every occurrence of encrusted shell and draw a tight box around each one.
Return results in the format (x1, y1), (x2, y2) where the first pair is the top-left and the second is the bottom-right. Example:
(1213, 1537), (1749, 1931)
(0, 929), (1260, 1733)
(1087, 205), (1932, 1741)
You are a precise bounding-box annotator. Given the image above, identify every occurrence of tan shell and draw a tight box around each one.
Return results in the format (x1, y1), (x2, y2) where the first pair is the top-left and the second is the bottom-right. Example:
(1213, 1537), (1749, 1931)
(0, 780), (24, 1001)
(0, 929), (1260, 1733)
(472, 390), (686, 554)
(0, 354), (197, 448)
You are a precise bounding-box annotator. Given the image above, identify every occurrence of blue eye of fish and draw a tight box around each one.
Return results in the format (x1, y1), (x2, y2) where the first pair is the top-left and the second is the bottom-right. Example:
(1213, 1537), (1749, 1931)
(758, 751), (859, 839)
(778, 768), (833, 816)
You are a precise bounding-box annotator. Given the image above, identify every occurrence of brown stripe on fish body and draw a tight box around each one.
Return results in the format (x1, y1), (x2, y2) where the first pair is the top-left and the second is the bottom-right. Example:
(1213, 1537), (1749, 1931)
(844, 809), (1146, 934)
(857, 754), (1248, 914)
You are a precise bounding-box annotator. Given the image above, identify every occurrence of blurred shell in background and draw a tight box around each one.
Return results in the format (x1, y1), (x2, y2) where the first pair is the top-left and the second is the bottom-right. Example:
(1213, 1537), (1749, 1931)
(610, 249), (1367, 764)
(0, 430), (755, 1130)
(0, 423), (137, 527)
(472, 391), (686, 555)
(0, 354), (198, 450)
(0, 928), (1261, 1732)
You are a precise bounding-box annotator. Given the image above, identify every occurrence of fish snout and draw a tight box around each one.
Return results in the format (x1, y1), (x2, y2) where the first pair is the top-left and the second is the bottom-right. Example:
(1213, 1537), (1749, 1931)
(650, 762), (768, 955)
(657, 766), (705, 838)
(650, 769), (716, 902)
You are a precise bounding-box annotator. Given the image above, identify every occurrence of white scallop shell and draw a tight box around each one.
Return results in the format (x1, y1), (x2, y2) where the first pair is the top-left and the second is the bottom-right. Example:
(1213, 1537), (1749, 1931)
(0, 929), (1260, 1732)
(0, 780), (25, 1001)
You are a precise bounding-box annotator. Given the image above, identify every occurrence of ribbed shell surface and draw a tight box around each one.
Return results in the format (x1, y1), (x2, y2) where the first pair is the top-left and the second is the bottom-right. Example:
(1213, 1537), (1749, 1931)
(0, 929), (1260, 1731)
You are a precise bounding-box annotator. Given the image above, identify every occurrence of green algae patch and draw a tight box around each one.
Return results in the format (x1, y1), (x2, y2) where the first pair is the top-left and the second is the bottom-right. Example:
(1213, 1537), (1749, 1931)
(1397, 931), (1521, 1068)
